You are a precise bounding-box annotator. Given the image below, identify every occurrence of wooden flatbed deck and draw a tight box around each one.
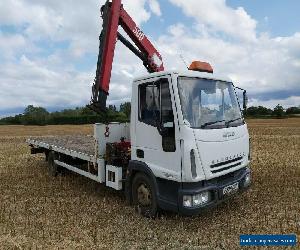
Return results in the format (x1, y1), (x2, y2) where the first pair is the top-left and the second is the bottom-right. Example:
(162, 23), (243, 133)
(27, 135), (97, 162)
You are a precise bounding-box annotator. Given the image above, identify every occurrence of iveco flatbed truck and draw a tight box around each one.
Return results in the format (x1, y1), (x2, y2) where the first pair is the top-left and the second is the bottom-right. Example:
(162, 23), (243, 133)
(27, 0), (251, 217)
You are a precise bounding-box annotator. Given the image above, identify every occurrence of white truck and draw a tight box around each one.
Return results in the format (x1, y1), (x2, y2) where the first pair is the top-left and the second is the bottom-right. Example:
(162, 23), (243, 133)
(27, 0), (251, 217)
(28, 70), (251, 217)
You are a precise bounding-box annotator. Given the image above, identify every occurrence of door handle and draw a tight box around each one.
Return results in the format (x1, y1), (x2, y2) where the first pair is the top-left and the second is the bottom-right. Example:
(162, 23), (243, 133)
(136, 149), (144, 158)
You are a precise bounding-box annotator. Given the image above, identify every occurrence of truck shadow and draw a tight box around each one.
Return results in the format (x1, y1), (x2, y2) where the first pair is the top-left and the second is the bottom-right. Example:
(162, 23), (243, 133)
(38, 160), (250, 222)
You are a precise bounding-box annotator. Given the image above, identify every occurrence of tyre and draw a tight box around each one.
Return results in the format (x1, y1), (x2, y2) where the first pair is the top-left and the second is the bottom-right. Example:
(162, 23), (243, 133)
(48, 151), (58, 177)
(132, 173), (158, 218)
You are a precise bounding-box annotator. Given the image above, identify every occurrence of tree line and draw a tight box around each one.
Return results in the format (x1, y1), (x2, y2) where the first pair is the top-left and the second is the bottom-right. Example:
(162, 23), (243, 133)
(0, 103), (299, 126)
(245, 104), (300, 118)
(0, 102), (131, 126)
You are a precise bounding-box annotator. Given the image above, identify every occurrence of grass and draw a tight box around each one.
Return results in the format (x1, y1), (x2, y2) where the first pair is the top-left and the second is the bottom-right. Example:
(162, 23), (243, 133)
(0, 119), (299, 249)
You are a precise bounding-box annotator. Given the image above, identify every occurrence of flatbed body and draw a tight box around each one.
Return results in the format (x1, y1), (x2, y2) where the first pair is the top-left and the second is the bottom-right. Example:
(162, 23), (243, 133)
(27, 135), (97, 163)
(27, 123), (129, 190)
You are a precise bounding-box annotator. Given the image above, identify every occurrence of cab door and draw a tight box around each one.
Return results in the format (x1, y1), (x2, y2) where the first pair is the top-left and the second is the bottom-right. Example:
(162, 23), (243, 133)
(133, 76), (181, 182)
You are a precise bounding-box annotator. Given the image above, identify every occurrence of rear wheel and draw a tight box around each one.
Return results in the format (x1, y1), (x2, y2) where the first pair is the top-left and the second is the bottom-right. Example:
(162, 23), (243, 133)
(47, 151), (58, 177)
(132, 173), (158, 218)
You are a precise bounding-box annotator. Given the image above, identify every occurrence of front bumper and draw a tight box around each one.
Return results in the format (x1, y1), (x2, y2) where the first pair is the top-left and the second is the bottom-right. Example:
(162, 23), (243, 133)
(178, 167), (250, 215)
(156, 167), (250, 216)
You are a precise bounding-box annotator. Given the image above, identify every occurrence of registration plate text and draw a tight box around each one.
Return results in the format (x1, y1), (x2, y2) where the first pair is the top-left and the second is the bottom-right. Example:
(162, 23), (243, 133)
(223, 182), (239, 195)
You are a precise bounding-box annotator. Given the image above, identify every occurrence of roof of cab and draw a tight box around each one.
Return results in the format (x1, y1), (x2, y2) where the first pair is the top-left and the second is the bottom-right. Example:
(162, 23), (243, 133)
(133, 70), (232, 83)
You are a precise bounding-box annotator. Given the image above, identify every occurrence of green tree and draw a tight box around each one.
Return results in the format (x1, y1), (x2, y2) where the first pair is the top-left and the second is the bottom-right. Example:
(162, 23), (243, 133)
(120, 102), (131, 119)
(0, 114), (22, 125)
(245, 106), (272, 117)
(286, 106), (300, 115)
(273, 104), (285, 118)
(108, 105), (117, 112)
(80, 106), (96, 115)
(22, 105), (49, 125)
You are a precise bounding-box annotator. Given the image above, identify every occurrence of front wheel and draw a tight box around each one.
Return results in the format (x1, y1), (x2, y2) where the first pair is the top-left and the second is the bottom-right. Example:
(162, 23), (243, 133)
(132, 173), (158, 218)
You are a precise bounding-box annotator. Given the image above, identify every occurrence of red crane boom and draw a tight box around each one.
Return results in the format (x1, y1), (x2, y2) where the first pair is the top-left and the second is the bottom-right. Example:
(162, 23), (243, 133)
(90, 0), (164, 113)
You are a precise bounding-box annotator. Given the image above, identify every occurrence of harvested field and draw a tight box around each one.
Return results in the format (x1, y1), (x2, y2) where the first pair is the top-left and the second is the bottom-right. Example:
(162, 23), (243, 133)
(0, 120), (299, 249)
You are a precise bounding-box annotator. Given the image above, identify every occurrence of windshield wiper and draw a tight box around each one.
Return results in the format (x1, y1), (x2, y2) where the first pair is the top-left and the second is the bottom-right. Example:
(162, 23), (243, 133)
(226, 117), (243, 127)
(200, 120), (225, 129)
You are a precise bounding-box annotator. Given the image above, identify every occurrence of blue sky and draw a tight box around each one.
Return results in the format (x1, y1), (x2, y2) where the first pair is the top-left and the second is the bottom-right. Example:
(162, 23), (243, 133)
(0, 0), (299, 117)
(228, 0), (300, 37)
(144, 0), (300, 38)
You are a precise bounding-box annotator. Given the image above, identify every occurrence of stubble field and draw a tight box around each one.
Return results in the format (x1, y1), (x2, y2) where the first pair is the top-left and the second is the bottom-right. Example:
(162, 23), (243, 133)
(0, 119), (299, 249)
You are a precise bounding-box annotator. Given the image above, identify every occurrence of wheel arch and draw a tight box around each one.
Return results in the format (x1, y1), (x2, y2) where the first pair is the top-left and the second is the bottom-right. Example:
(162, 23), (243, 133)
(125, 160), (159, 205)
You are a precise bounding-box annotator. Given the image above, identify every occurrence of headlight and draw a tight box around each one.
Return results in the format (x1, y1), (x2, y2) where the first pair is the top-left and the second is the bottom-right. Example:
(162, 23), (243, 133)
(183, 191), (211, 207)
(193, 191), (209, 206)
(244, 173), (251, 187)
(183, 195), (192, 207)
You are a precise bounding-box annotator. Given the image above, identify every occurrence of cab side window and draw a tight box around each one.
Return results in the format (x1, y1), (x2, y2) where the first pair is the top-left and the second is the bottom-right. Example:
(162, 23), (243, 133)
(139, 82), (160, 127)
(139, 78), (176, 152)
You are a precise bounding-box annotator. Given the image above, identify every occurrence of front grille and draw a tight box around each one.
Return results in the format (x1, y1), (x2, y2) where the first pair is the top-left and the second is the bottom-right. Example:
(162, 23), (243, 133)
(210, 156), (243, 174)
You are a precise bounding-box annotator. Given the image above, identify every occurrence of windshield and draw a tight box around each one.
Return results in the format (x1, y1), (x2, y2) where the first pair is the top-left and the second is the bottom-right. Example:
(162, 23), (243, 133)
(178, 77), (243, 129)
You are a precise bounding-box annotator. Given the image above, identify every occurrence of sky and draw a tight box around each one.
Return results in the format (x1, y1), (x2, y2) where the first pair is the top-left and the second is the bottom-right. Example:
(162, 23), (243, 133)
(0, 0), (300, 117)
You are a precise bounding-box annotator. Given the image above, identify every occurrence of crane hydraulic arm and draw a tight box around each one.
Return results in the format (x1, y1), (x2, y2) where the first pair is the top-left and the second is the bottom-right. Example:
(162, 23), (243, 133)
(90, 0), (164, 113)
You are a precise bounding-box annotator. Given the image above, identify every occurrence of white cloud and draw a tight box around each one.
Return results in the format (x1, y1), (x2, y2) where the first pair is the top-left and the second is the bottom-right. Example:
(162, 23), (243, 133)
(0, 0), (160, 112)
(0, 0), (299, 115)
(249, 96), (300, 109)
(169, 0), (257, 42)
(0, 55), (92, 109)
(0, 0), (161, 57)
(148, 0), (162, 16)
(0, 32), (27, 59)
(156, 1), (300, 107)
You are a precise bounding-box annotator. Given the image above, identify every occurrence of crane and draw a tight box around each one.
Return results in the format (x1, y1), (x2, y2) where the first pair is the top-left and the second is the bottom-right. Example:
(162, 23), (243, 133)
(90, 0), (164, 113)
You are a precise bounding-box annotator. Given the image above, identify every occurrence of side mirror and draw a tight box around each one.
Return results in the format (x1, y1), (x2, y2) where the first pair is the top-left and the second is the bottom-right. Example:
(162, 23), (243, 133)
(243, 90), (248, 110)
(235, 86), (248, 111)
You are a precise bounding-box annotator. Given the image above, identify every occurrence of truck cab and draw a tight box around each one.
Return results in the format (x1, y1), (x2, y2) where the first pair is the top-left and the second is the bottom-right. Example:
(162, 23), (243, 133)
(127, 70), (251, 215)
